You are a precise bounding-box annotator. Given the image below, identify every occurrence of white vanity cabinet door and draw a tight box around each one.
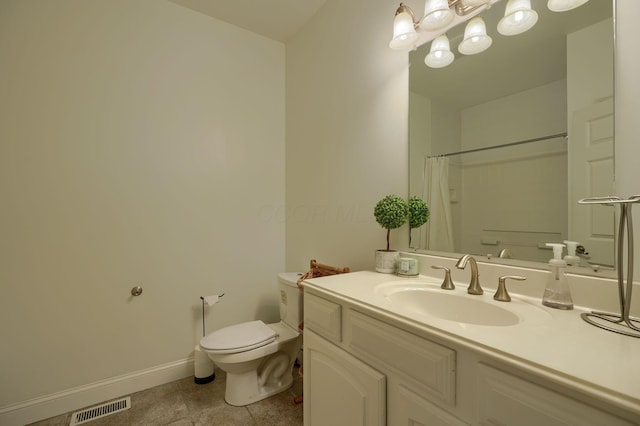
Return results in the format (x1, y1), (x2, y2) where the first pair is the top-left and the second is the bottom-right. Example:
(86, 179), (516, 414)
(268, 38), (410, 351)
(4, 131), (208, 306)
(475, 363), (636, 426)
(390, 383), (469, 426)
(303, 329), (386, 426)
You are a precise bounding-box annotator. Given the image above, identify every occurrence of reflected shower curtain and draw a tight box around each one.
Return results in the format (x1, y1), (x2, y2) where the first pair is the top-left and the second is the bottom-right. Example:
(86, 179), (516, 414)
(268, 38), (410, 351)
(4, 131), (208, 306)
(423, 156), (455, 251)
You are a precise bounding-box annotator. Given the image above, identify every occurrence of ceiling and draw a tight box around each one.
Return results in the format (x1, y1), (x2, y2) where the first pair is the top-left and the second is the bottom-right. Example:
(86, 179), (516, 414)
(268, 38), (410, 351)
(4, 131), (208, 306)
(168, 0), (327, 42)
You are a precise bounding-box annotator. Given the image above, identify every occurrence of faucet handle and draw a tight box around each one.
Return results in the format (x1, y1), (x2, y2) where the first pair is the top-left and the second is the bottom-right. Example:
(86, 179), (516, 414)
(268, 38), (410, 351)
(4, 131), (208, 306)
(432, 265), (455, 290)
(494, 275), (526, 302)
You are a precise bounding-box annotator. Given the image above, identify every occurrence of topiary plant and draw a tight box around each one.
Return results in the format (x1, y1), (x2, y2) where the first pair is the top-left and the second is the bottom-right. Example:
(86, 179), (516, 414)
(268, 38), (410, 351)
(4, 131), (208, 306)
(408, 196), (429, 229)
(408, 196), (430, 247)
(374, 195), (408, 251)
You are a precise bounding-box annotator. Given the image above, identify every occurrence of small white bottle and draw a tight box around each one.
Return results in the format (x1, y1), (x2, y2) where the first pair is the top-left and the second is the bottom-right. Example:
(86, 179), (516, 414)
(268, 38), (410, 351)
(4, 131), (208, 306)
(563, 240), (581, 266)
(542, 243), (573, 310)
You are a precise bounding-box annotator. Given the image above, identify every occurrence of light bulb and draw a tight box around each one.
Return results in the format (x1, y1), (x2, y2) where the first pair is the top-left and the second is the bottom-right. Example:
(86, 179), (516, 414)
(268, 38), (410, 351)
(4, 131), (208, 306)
(389, 7), (419, 50)
(420, 0), (454, 31)
(498, 0), (538, 36)
(458, 17), (492, 55)
(425, 35), (455, 68)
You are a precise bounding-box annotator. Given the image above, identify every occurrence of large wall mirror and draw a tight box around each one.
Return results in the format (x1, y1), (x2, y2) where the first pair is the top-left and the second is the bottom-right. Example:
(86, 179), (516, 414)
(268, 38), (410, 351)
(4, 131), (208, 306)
(409, 0), (614, 273)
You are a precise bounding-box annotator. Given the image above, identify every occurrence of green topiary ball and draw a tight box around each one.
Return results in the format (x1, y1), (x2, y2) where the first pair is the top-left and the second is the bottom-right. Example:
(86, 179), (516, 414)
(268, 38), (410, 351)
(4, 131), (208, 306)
(374, 195), (408, 230)
(408, 196), (430, 229)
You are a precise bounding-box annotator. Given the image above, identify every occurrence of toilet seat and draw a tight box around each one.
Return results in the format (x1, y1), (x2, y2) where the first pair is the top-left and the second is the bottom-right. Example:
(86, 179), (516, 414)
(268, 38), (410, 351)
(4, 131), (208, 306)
(200, 320), (277, 354)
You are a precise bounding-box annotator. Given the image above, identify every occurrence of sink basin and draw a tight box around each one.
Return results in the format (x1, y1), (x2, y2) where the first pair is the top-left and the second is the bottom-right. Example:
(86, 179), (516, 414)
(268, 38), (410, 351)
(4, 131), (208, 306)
(375, 280), (549, 327)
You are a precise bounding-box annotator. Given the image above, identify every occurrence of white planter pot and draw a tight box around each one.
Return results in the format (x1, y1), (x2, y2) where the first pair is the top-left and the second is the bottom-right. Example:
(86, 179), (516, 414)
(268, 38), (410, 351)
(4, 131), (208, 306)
(375, 250), (399, 273)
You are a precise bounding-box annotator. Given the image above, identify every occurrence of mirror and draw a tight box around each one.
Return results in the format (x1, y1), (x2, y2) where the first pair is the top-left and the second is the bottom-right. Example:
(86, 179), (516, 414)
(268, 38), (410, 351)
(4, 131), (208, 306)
(409, 0), (614, 273)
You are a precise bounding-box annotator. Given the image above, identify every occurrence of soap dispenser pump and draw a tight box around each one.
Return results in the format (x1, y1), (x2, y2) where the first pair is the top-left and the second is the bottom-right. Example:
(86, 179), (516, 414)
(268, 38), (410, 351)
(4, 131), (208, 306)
(563, 240), (581, 266)
(542, 243), (573, 310)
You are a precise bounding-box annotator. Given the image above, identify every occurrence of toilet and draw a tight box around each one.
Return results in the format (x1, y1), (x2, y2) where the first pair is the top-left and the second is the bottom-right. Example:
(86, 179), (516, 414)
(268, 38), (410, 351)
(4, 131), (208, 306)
(199, 272), (303, 406)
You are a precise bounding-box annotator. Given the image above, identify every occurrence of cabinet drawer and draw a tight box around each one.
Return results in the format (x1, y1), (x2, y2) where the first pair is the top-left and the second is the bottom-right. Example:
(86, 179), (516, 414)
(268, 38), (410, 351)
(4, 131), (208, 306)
(475, 363), (635, 426)
(347, 309), (456, 406)
(305, 292), (342, 342)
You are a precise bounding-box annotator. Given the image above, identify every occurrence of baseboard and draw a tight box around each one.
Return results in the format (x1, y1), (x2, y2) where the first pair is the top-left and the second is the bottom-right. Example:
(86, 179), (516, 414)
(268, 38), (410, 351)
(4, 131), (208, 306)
(0, 357), (195, 426)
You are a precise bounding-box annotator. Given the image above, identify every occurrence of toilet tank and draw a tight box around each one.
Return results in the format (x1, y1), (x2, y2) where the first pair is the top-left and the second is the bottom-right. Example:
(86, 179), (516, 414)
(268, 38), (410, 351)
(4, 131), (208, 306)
(278, 272), (303, 331)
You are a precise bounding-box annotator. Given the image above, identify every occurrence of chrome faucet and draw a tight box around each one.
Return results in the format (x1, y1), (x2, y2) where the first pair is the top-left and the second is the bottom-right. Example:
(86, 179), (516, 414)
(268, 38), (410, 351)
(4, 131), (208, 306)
(455, 254), (483, 295)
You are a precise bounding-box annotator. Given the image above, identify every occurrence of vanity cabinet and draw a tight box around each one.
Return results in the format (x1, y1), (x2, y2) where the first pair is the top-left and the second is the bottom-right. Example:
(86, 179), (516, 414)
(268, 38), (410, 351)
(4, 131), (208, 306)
(303, 288), (639, 426)
(474, 363), (635, 426)
(304, 291), (465, 426)
(304, 329), (385, 426)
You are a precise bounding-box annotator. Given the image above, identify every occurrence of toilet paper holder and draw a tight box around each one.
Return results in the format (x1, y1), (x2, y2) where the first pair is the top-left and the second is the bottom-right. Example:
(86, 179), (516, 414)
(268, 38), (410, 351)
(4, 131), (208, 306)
(199, 293), (225, 336)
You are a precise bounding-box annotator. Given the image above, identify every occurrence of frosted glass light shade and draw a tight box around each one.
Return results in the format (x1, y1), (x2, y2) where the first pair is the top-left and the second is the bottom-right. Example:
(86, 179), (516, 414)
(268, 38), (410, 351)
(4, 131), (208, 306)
(547, 0), (589, 12)
(389, 9), (419, 50)
(458, 17), (492, 55)
(419, 0), (454, 31)
(425, 35), (454, 68)
(498, 0), (538, 36)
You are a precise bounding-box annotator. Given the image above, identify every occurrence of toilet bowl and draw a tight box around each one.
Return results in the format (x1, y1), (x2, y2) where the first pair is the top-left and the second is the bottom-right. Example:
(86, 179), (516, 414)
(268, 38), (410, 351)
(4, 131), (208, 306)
(199, 272), (303, 406)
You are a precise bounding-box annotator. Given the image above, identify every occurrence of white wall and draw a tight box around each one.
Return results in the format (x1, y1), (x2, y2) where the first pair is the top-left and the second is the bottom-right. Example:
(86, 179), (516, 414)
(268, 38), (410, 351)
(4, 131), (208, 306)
(409, 93), (462, 250)
(458, 80), (568, 262)
(408, 92), (431, 249)
(0, 0), (285, 416)
(285, 0), (409, 272)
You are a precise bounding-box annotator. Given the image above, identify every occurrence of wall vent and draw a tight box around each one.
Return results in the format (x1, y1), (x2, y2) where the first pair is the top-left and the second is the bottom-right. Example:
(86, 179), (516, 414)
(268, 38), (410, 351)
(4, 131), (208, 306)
(69, 396), (130, 425)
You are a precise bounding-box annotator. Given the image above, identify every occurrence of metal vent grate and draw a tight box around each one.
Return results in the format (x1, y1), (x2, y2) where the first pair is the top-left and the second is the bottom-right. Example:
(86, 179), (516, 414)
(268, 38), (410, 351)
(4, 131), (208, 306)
(69, 396), (130, 425)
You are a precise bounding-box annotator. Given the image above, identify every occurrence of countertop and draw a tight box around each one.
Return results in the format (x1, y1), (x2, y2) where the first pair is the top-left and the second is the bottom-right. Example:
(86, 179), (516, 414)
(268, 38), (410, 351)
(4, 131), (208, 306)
(304, 270), (640, 417)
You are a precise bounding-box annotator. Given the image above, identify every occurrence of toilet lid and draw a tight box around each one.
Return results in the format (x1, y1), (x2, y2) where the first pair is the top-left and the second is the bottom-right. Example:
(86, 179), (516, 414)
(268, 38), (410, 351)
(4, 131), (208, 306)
(200, 320), (277, 353)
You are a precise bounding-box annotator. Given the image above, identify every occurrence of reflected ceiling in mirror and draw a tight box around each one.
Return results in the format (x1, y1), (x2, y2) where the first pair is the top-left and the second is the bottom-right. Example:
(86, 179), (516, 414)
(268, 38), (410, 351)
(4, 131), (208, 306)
(408, 0), (614, 272)
(410, 0), (612, 108)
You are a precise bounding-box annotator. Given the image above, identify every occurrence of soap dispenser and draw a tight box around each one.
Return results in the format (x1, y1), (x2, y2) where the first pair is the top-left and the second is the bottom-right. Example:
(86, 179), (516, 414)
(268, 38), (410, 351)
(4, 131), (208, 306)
(563, 240), (581, 266)
(542, 243), (573, 310)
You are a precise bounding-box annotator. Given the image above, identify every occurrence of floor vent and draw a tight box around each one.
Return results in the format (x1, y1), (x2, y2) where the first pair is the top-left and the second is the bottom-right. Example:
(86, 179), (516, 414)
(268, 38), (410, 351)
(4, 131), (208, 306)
(69, 396), (131, 425)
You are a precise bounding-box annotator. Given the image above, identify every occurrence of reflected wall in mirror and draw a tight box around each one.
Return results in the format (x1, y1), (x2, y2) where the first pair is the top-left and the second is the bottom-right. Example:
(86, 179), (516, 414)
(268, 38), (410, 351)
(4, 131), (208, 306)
(409, 0), (614, 271)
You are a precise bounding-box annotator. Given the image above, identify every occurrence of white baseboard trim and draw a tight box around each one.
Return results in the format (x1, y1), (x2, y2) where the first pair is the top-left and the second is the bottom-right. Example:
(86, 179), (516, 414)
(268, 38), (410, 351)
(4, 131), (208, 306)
(0, 357), (195, 426)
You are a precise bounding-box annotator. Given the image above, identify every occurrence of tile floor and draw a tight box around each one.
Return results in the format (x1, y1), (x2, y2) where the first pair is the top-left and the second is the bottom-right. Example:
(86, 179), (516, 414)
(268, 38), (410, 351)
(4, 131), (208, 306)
(28, 368), (303, 426)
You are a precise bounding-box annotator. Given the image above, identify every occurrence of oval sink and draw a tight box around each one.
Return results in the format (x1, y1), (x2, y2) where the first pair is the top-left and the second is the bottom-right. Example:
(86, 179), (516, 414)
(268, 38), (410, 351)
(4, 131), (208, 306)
(375, 280), (549, 327)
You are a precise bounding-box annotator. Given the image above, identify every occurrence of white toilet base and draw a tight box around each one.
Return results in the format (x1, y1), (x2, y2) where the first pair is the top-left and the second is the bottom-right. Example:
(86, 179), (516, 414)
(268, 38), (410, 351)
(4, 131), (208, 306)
(225, 365), (294, 406)
(202, 321), (303, 406)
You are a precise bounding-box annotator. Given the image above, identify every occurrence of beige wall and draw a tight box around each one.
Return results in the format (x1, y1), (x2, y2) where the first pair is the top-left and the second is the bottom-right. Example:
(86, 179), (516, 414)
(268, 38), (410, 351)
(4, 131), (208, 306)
(285, 0), (410, 273)
(0, 0), (285, 410)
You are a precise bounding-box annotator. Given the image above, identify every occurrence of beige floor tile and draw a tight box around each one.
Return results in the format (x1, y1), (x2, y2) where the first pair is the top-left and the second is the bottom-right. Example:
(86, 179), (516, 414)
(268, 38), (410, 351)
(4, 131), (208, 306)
(26, 368), (303, 426)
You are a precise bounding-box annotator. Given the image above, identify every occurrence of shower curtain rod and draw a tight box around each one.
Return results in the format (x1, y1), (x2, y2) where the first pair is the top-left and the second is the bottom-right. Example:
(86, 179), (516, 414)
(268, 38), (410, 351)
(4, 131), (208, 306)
(427, 132), (568, 158)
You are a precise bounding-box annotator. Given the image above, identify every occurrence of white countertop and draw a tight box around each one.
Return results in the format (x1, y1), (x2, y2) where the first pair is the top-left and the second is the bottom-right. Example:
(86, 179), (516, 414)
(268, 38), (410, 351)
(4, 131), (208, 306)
(304, 270), (640, 416)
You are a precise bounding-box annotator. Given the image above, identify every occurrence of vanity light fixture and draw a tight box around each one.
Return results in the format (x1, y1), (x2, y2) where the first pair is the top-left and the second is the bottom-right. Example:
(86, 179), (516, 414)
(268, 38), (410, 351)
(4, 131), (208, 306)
(394, 0), (592, 68)
(389, 3), (420, 49)
(420, 0), (455, 31)
(389, 0), (495, 51)
(425, 34), (455, 67)
(458, 17), (492, 54)
(497, 0), (538, 36)
(460, 0), (493, 6)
